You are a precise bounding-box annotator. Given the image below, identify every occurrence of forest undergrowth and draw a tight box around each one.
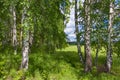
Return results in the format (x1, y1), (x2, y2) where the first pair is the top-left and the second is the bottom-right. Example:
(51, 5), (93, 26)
(0, 46), (120, 80)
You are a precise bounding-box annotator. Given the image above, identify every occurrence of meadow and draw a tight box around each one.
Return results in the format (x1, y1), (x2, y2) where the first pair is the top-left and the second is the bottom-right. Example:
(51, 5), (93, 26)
(0, 45), (120, 80)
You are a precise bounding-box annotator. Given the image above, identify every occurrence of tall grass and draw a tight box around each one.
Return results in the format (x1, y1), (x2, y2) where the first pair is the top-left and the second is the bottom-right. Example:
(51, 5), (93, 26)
(0, 45), (120, 80)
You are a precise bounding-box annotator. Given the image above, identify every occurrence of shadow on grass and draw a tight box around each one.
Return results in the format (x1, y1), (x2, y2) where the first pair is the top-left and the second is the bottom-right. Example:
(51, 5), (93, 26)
(28, 50), (120, 79)
(1, 48), (120, 80)
(28, 51), (85, 79)
(53, 51), (83, 67)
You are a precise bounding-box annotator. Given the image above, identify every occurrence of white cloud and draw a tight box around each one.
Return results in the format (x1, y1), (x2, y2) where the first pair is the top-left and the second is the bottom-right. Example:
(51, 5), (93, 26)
(67, 34), (76, 42)
(66, 20), (75, 28)
(64, 4), (76, 42)
(64, 27), (75, 34)
(65, 0), (85, 42)
(68, 34), (76, 37)
(69, 0), (72, 3)
(70, 8), (75, 21)
(66, 6), (75, 28)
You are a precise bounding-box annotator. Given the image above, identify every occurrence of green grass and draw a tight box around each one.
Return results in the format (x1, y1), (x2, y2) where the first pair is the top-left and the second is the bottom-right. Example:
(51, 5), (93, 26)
(0, 45), (120, 80)
(57, 45), (78, 52)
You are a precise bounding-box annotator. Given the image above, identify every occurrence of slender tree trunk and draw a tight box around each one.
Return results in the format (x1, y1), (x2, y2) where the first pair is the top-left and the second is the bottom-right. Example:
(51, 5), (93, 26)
(21, 6), (29, 70)
(29, 29), (33, 53)
(20, 27), (23, 48)
(12, 6), (17, 55)
(33, 17), (37, 46)
(95, 39), (100, 67)
(84, 0), (92, 72)
(29, 31), (33, 46)
(106, 0), (114, 72)
(10, 5), (17, 54)
(9, 6), (13, 46)
(75, 0), (84, 64)
(20, 9), (24, 48)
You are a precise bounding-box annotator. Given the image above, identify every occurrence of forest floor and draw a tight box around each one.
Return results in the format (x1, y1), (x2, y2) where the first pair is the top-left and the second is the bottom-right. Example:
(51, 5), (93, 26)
(0, 45), (120, 80)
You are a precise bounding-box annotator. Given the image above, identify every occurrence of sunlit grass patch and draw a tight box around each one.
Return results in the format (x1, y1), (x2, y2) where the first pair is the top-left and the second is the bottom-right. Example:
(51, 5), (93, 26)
(57, 45), (78, 52)
(0, 45), (120, 80)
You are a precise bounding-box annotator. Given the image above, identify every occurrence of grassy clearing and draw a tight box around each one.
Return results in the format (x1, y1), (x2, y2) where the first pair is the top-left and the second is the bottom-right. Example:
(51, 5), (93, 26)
(0, 45), (120, 80)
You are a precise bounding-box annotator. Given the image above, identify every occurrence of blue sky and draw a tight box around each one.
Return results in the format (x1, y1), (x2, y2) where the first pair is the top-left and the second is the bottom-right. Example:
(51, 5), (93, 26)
(64, 0), (84, 42)
(64, 0), (120, 42)
(64, 6), (76, 42)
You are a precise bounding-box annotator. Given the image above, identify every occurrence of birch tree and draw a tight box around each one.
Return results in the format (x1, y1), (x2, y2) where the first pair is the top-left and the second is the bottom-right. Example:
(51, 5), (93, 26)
(75, 0), (84, 64)
(21, 0), (30, 70)
(84, 0), (92, 72)
(106, 0), (114, 72)
(10, 5), (17, 55)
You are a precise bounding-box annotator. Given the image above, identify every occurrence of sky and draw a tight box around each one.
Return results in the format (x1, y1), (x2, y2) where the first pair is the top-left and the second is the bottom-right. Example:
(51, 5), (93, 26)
(64, 0), (120, 42)
(64, 6), (76, 42)
(64, 0), (84, 42)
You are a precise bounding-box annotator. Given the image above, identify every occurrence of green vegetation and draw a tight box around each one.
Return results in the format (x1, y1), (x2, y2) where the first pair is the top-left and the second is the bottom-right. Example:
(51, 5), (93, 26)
(0, 45), (120, 80)
(0, 0), (120, 79)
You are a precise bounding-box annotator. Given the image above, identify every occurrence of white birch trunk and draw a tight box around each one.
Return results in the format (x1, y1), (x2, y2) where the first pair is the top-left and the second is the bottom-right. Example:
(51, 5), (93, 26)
(106, 0), (114, 72)
(21, 6), (29, 70)
(12, 6), (17, 55)
(84, 0), (92, 72)
(10, 5), (17, 55)
(75, 0), (84, 64)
